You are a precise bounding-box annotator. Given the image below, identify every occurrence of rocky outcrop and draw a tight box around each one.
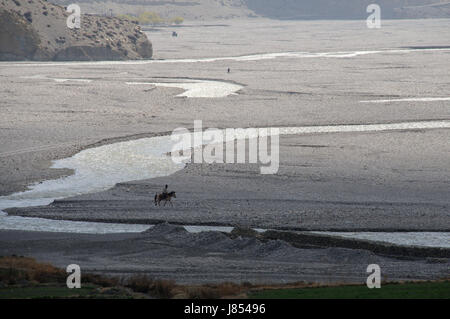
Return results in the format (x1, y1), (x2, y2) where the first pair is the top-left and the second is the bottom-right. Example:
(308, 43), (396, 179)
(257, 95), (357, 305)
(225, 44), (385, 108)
(53, 45), (124, 61)
(0, 9), (41, 60)
(0, 0), (152, 61)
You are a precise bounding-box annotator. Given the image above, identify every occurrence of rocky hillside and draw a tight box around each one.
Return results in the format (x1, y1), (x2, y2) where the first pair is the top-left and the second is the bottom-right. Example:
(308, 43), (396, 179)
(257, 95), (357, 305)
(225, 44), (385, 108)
(49, 0), (255, 20)
(0, 0), (152, 61)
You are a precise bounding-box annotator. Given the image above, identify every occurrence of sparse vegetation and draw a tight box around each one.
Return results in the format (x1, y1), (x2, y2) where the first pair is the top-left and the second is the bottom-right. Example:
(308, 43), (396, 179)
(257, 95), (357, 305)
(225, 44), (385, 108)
(1, 256), (448, 299)
(23, 11), (32, 23)
(116, 12), (184, 26)
(138, 11), (164, 25)
(170, 16), (184, 25)
(248, 281), (450, 299)
(0, 256), (66, 285)
(116, 14), (138, 23)
(0, 256), (126, 298)
(120, 276), (250, 299)
(122, 274), (175, 298)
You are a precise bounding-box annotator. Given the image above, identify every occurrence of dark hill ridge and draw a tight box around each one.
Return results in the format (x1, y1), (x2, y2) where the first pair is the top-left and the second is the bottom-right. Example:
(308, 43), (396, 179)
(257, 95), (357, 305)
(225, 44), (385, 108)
(244, 0), (450, 19)
(0, 0), (152, 61)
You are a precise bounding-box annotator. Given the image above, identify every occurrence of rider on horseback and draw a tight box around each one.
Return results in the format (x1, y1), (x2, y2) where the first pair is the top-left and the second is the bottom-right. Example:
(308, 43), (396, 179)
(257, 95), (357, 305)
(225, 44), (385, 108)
(154, 185), (176, 206)
(162, 184), (168, 197)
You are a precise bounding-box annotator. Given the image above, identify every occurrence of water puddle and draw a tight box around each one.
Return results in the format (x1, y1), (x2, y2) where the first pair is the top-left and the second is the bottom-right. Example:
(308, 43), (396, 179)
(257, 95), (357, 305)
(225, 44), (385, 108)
(20, 76), (242, 98)
(5, 48), (450, 67)
(126, 80), (242, 98)
(361, 97), (450, 103)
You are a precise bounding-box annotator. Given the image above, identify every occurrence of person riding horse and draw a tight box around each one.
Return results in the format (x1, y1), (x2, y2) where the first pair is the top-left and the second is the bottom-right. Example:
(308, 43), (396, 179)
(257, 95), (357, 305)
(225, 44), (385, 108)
(154, 185), (176, 206)
(162, 184), (168, 196)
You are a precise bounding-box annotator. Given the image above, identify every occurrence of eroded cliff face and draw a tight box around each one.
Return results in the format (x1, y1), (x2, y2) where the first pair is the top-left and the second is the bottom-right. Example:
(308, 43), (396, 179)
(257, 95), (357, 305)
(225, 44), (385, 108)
(0, 0), (152, 61)
(0, 9), (41, 60)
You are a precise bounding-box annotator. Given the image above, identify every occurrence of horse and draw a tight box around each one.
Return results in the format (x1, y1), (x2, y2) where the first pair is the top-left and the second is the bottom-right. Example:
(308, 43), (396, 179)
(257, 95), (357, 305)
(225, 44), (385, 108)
(154, 191), (176, 207)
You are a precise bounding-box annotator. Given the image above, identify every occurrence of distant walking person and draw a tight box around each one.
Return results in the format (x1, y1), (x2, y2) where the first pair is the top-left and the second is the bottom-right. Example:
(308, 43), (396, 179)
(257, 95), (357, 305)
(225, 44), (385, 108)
(227, 68), (230, 73)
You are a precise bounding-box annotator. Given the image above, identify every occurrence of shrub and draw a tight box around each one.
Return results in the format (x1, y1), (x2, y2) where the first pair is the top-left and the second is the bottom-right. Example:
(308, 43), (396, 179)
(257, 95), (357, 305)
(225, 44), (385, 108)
(123, 274), (154, 293)
(83, 273), (119, 287)
(23, 12), (32, 23)
(138, 11), (164, 25)
(123, 274), (176, 298)
(117, 14), (138, 23)
(186, 286), (220, 299)
(170, 17), (184, 25)
(185, 282), (245, 299)
(0, 256), (65, 284)
(152, 280), (176, 299)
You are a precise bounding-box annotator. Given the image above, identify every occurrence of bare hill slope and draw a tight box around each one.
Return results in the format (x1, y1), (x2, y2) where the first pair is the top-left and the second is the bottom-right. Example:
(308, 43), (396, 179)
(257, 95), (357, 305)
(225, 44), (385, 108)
(0, 0), (152, 61)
